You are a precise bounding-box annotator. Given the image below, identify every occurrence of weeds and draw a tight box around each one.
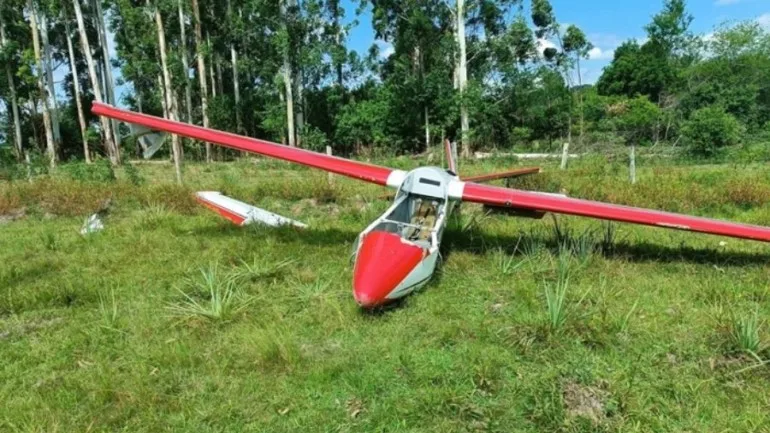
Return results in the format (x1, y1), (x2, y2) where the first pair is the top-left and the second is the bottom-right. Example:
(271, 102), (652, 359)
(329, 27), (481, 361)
(544, 253), (571, 332)
(123, 162), (144, 186)
(731, 311), (762, 355)
(168, 265), (253, 321)
(600, 222), (617, 254)
(39, 231), (58, 251)
(494, 247), (528, 275)
(62, 159), (116, 183)
(98, 290), (119, 330)
(235, 257), (295, 282)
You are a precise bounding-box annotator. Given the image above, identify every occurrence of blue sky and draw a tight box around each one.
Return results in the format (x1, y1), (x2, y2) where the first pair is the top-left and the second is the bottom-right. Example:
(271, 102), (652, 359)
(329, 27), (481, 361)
(341, 0), (770, 84)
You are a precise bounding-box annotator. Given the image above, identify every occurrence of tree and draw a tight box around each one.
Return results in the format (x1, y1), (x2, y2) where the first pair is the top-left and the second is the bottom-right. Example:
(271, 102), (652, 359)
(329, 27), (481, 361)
(611, 96), (661, 183)
(0, 4), (24, 160)
(148, 0), (182, 183)
(63, 13), (90, 162)
(72, 0), (119, 164)
(681, 106), (741, 158)
(28, 0), (56, 167)
(532, 0), (591, 169)
(191, 0), (211, 161)
(562, 25), (593, 154)
(280, 0), (296, 147)
(93, 0), (120, 150)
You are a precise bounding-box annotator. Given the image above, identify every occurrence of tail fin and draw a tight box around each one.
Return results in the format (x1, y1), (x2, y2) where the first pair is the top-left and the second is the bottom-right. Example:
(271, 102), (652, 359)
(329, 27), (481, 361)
(127, 123), (167, 159)
(444, 139), (458, 175)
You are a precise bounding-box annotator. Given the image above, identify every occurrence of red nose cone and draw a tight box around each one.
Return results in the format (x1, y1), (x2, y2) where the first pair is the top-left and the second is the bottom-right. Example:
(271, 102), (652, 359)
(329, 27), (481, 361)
(353, 231), (425, 307)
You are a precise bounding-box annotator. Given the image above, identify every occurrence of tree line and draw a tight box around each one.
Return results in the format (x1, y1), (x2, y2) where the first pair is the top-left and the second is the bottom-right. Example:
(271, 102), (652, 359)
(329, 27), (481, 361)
(1, 0), (769, 182)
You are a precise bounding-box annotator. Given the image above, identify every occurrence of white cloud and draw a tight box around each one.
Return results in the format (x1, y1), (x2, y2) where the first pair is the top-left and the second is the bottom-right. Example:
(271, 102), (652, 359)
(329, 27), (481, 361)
(758, 13), (770, 29)
(536, 38), (557, 58)
(375, 39), (394, 59)
(588, 47), (614, 60)
(715, 0), (742, 6)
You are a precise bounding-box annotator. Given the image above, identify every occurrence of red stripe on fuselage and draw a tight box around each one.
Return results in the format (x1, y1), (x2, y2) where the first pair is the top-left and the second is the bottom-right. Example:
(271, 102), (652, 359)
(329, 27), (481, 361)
(196, 196), (247, 225)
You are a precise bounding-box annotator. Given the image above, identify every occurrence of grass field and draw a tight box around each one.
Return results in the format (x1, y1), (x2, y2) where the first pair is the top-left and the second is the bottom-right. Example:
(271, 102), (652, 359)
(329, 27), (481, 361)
(1, 156), (769, 432)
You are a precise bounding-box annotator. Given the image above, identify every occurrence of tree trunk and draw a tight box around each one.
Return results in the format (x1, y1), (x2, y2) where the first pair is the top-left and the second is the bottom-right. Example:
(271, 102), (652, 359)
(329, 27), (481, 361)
(577, 57), (584, 152)
(150, 0), (183, 184)
(64, 18), (91, 163)
(73, 0), (118, 164)
(157, 74), (168, 115)
(425, 106), (430, 151)
(191, 0), (211, 162)
(216, 57), (224, 97)
(28, 0), (56, 168)
(281, 0), (296, 147)
(93, 0), (120, 149)
(561, 114), (571, 170)
(231, 45), (242, 133)
(178, 0), (192, 123)
(0, 15), (23, 161)
(208, 39), (217, 98)
(296, 70), (304, 147)
(456, 0), (470, 159)
(39, 13), (61, 151)
(629, 144), (636, 185)
(334, 9), (343, 88)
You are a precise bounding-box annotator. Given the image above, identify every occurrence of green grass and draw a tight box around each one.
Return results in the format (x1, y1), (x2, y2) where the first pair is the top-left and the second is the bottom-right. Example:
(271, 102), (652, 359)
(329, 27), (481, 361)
(1, 157), (770, 431)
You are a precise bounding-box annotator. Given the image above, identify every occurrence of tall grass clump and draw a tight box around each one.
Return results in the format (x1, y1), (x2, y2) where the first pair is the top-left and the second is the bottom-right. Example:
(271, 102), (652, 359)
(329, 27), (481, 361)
(544, 253), (571, 332)
(168, 265), (252, 321)
(98, 289), (120, 330)
(494, 246), (528, 275)
(731, 311), (762, 355)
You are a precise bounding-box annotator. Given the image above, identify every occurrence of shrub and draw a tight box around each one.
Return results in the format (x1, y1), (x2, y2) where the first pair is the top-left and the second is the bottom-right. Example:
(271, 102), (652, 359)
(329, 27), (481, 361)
(682, 106), (742, 158)
(61, 158), (116, 182)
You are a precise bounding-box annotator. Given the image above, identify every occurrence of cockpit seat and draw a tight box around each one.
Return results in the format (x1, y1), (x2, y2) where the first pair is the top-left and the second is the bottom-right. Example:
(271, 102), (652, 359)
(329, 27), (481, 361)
(408, 199), (438, 241)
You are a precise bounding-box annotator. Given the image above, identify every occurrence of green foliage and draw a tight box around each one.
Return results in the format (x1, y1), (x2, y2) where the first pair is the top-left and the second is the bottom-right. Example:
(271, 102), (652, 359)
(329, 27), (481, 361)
(167, 265), (253, 322)
(122, 162), (145, 186)
(731, 311), (762, 355)
(611, 96), (661, 146)
(543, 253), (570, 331)
(681, 106), (742, 157)
(61, 159), (116, 183)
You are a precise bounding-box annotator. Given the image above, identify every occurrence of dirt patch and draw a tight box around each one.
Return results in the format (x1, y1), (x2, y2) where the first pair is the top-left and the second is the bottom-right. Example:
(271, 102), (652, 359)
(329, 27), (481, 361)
(563, 381), (608, 424)
(0, 317), (63, 340)
(0, 208), (26, 224)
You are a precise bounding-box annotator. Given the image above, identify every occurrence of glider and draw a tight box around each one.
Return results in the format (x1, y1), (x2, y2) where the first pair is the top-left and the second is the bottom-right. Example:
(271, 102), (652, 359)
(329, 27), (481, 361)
(92, 102), (770, 308)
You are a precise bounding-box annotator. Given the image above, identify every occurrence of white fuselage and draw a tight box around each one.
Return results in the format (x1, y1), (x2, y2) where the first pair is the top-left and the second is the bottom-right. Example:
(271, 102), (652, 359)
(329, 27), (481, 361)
(351, 167), (460, 307)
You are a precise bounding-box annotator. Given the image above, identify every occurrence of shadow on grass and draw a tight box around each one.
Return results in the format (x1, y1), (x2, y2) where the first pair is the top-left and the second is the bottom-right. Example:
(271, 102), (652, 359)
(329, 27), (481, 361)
(185, 219), (770, 268)
(443, 225), (770, 267)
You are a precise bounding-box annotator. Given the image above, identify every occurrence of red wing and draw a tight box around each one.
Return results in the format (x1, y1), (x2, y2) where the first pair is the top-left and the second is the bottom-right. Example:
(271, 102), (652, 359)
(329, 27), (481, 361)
(462, 182), (770, 242)
(92, 103), (396, 186)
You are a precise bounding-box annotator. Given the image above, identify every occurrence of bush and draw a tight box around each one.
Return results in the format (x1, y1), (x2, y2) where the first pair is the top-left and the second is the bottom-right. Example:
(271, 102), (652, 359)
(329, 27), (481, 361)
(682, 106), (742, 158)
(61, 158), (116, 183)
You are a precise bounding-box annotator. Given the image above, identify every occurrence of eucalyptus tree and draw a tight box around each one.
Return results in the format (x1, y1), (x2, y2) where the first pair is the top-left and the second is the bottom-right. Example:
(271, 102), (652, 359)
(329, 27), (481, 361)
(62, 4), (91, 162)
(72, 0), (119, 164)
(147, 0), (182, 183)
(531, 0), (592, 169)
(0, 1), (25, 160)
(27, 0), (56, 167)
(191, 0), (211, 160)
(562, 25), (593, 150)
